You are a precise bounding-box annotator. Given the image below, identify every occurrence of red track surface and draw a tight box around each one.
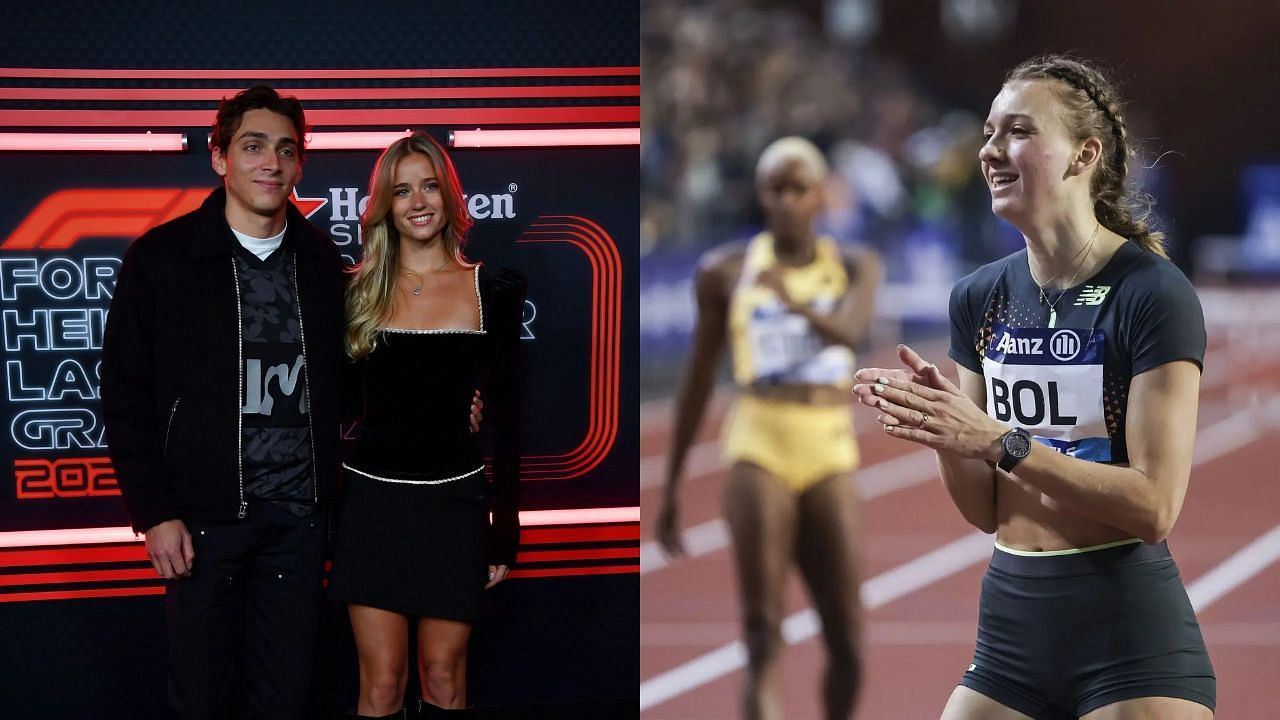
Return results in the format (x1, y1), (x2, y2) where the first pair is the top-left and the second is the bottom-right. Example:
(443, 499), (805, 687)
(641, 331), (1280, 719)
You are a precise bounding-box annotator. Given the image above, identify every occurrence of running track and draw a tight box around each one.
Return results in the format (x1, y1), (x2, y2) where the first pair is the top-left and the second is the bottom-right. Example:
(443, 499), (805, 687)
(640, 293), (1280, 719)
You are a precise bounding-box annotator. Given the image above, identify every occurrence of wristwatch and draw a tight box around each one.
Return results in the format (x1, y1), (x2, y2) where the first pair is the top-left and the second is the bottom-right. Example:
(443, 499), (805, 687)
(996, 428), (1033, 472)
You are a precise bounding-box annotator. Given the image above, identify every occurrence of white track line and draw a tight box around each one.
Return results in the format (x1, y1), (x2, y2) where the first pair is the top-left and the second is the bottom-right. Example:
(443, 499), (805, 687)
(637, 338), (959, 436)
(640, 532), (994, 711)
(643, 620), (1280, 648)
(639, 440), (723, 491)
(1191, 401), (1268, 464)
(640, 449), (937, 574)
(639, 406), (1273, 712)
(639, 342), (1251, 494)
(639, 414), (891, 492)
(640, 392), (1271, 576)
(1187, 523), (1280, 612)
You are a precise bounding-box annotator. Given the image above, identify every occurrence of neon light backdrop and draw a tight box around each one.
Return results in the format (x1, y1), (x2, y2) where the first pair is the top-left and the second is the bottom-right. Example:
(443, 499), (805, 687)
(0, 47), (638, 714)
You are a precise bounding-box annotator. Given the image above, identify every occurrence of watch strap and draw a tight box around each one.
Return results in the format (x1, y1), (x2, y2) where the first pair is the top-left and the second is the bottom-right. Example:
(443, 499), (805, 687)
(997, 428), (1030, 472)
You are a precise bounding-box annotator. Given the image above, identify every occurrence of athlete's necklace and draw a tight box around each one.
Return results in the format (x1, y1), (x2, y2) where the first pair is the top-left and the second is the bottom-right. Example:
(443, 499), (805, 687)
(1029, 222), (1100, 328)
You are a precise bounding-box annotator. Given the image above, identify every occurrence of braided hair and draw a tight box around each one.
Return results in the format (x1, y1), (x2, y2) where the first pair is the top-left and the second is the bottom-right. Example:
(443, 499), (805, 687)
(1007, 55), (1167, 258)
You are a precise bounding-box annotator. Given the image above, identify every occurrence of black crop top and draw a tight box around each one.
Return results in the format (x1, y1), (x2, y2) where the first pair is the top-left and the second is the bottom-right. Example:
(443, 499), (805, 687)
(947, 242), (1205, 465)
(344, 265), (526, 565)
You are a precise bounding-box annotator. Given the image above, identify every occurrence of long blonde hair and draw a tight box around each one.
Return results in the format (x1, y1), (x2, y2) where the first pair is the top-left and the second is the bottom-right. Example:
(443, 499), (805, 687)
(345, 132), (474, 359)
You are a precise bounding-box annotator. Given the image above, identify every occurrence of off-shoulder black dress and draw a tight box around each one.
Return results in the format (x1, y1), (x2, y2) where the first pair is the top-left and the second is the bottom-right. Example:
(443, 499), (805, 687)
(328, 265), (524, 620)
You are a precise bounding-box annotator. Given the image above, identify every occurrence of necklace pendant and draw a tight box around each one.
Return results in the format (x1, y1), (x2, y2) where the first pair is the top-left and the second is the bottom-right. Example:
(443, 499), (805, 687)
(412, 287), (422, 296)
(1048, 307), (1057, 329)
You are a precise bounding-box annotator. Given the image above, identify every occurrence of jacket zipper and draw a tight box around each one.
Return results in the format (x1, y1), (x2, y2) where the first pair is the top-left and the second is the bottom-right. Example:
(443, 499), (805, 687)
(232, 258), (247, 519)
(293, 259), (320, 505)
(162, 397), (181, 458)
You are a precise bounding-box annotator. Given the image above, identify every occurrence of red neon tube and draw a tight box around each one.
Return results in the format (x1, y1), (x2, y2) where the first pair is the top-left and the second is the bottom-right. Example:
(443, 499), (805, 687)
(450, 128), (639, 148)
(0, 132), (187, 152)
(0, 507), (640, 547)
(304, 131), (412, 150)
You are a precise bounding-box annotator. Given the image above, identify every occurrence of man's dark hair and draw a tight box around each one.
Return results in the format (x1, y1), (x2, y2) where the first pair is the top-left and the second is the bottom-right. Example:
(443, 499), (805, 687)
(209, 84), (308, 160)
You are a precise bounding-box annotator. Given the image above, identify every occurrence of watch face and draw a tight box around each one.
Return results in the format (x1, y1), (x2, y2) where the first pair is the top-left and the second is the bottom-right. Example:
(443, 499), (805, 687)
(1005, 430), (1032, 458)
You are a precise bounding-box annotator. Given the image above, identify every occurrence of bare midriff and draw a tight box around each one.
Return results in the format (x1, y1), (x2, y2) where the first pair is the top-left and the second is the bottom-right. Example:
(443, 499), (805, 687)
(994, 462), (1137, 551)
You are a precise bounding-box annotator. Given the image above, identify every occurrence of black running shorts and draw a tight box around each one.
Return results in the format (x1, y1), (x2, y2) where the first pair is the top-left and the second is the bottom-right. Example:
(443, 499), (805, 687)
(958, 540), (1215, 719)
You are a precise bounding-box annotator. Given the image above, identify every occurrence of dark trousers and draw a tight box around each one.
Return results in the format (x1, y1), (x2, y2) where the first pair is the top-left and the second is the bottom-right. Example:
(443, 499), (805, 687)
(165, 500), (326, 720)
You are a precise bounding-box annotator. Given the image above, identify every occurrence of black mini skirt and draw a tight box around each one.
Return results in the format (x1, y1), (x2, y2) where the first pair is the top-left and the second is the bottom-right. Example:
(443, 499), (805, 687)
(327, 467), (490, 621)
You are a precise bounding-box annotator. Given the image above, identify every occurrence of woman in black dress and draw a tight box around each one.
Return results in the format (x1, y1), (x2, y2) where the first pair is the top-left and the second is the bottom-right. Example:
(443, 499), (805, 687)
(328, 132), (524, 718)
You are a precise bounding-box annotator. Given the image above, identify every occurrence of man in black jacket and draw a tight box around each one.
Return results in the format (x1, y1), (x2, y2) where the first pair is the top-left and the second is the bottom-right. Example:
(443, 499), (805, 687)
(101, 86), (345, 720)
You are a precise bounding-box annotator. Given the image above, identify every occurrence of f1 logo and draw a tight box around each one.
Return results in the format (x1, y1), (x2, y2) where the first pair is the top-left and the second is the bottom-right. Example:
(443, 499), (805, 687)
(1, 188), (327, 250)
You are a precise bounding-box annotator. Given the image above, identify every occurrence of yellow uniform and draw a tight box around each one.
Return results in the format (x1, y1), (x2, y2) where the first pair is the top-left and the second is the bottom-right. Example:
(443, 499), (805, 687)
(722, 232), (860, 492)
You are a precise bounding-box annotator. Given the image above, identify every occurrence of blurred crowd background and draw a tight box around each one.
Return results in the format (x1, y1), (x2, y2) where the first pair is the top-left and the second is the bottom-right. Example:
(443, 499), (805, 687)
(640, 0), (1280, 397)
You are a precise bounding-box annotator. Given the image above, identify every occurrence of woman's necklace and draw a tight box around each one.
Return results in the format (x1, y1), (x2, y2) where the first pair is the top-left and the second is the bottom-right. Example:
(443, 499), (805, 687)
(400, 258), (450, 296)
(1028, 222), (1099, 328)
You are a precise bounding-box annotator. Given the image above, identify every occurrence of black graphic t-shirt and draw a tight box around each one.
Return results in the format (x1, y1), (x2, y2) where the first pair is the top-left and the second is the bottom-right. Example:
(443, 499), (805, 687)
(948, 241), (1205, 465)
(235, 243), (313, 512)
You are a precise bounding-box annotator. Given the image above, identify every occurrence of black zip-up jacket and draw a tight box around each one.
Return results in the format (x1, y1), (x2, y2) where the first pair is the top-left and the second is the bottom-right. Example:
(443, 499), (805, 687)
(101, 188), (346, 533)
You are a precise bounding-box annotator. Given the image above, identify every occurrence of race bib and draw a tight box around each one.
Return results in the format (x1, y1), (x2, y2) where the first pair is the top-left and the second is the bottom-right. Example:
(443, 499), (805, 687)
(748, 298), (852, 385)
(982, 323), (1110, 461)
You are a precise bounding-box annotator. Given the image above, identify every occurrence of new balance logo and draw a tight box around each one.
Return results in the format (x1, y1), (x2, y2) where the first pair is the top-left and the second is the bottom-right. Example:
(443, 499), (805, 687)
(1074, 285), (1111, 306)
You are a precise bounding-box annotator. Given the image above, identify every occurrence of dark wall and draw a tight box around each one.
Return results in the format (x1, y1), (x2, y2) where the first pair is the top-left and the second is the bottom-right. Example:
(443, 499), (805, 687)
(872, 0), (1280, 244)
(2, 0), (636, 69)
(0, 2), (638, 717)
